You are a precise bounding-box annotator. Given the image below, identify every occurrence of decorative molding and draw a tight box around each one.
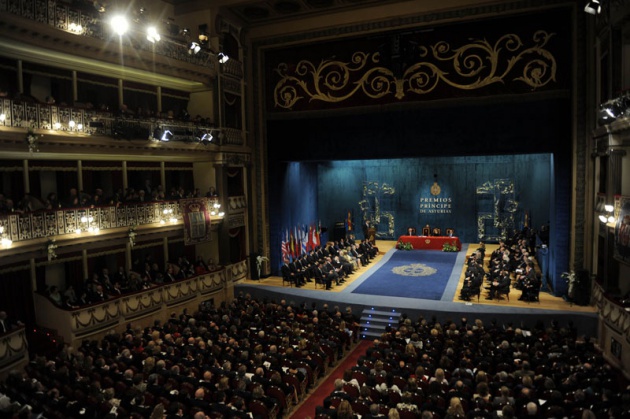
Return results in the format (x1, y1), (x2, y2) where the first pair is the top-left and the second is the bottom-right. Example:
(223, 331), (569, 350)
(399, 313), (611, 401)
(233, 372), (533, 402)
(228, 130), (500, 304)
(273, 31), (557, 110)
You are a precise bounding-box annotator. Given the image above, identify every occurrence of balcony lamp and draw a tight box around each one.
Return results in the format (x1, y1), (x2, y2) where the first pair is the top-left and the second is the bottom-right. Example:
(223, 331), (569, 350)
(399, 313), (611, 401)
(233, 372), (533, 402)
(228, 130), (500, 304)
(147, 26), (161, 43)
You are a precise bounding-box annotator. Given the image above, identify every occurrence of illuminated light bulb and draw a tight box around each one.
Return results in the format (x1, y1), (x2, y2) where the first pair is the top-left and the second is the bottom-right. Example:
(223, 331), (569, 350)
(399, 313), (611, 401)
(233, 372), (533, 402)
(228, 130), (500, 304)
(54, 122), (61, 130)
(81, 216), (88, 223)
(69, 120), (76, 128)
(75, 228), (81, 234)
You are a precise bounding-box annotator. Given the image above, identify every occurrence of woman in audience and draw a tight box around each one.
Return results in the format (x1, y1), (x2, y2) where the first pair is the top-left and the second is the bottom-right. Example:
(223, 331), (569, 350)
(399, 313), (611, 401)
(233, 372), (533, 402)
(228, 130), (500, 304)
(444, 396), (466, 418)
(337, 399), (358, 419)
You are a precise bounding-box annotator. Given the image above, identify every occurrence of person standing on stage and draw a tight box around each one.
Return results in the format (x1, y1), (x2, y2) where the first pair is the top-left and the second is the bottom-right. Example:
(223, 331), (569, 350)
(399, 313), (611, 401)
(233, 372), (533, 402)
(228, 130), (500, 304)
(362, 220), (371, 240)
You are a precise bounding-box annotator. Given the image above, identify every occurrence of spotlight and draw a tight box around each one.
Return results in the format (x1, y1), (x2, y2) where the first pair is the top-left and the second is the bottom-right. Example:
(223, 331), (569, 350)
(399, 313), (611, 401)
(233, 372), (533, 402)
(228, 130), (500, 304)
(599, 215), (608, 223)
(110, 15), (129, 36)
(188, 42), (201, 55)
(161, 129), (173, 141)
(198, 33), (209, 46)
(217, 52), (229, 63)
(584, 0), (601, 15)
(147, 26), (161, 43)
(200, 132), (214, 145)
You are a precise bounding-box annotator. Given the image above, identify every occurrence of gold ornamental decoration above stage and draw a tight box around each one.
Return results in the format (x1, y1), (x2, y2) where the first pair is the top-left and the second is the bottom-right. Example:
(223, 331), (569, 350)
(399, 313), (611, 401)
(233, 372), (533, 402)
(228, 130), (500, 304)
(273, 31), (557, 110)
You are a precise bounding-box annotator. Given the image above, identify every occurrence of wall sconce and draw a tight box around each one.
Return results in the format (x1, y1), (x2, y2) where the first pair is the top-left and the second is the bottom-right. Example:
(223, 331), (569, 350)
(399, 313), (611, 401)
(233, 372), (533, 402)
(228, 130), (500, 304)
(76, 215), (99, 233)
(0, 226), (12, 246)
(599, 204), (616, 224)
(209, 202), (225, 217)
(161, 208), (177, 224)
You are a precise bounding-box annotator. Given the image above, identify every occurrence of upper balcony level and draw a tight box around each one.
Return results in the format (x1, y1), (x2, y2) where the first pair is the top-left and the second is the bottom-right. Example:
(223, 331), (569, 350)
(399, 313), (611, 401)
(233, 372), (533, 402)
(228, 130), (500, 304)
(0, 0), (235, 85)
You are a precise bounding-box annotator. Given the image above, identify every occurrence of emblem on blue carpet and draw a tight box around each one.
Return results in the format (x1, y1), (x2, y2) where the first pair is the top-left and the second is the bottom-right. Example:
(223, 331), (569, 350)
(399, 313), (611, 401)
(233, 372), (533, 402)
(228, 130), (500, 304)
(392, 263), (437, 277)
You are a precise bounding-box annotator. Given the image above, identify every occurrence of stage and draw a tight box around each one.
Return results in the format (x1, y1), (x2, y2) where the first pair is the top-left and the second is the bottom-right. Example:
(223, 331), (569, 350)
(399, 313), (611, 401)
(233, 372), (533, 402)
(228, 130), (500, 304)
(236, 241), (598, 337)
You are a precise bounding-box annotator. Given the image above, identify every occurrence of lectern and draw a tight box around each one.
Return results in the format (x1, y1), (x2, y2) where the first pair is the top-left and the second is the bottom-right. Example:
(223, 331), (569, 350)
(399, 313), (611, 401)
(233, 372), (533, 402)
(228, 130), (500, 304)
(367, 227), (376, 244)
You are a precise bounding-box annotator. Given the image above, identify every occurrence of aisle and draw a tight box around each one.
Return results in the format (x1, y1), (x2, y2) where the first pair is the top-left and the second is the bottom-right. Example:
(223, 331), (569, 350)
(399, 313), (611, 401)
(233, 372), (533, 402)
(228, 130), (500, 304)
(289, 340), (373, 418)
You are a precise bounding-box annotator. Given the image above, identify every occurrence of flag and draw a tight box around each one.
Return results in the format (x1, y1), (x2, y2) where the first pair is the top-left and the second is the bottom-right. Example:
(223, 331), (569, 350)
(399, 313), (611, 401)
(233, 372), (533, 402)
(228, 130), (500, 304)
(346, 210), (353, 232)
(301, 225), (308, 254)
(281, 228), (289, 261)
(289, 228), (295, 259)
(308, 225), (314, 251)
(294, 225), (301, 257)
(315, 221), (321, 247)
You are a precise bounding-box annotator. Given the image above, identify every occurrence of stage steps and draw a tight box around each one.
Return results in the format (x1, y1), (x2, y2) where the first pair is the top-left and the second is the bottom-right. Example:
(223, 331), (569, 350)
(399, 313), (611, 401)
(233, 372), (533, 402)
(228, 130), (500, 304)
(359, 307), (402, 340)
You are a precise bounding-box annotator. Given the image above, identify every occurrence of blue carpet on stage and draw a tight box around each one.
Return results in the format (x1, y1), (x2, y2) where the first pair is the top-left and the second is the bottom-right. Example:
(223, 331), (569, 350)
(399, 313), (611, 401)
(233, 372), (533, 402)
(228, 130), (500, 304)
(351, 250), (459, 300)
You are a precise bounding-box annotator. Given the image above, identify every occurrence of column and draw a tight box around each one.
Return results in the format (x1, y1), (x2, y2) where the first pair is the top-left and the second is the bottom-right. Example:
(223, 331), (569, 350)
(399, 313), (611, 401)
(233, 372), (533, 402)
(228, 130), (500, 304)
(22, 160), (29, 194)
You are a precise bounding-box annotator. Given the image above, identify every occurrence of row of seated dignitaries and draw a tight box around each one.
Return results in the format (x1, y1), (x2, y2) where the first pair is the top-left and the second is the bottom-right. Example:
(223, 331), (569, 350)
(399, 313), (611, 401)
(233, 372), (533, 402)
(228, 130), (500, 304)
(460, 232), (542, 302)
(0, 295), (361, 419)
(281, 238), (378, 288)
(316, 316), (630, 419)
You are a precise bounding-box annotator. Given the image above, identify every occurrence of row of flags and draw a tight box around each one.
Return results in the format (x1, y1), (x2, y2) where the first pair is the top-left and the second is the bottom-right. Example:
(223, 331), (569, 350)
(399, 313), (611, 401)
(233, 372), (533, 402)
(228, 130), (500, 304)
(281, 222), (321, 261)
(280, 210), (353, 262)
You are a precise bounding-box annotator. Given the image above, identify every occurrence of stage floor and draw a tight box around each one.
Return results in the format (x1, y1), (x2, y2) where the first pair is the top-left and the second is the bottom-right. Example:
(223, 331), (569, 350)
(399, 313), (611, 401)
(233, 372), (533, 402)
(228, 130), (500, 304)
(240, 240), (597, 313)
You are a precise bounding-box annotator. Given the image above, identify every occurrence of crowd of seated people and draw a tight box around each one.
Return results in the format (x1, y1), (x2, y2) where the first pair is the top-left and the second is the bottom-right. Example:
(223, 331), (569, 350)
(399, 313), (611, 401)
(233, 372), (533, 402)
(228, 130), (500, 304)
(281, 238), (378, 288)
(45, 255), (219, 310)
(0, 183), (220, 214)
(459, 231), (542, 303)
(0, 294), (360, 419)
(316, 315), (630, 419)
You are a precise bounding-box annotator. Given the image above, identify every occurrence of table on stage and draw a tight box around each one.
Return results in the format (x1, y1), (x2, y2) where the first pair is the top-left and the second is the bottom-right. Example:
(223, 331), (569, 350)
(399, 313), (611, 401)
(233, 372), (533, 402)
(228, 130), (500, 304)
(397, 235), (462, 251)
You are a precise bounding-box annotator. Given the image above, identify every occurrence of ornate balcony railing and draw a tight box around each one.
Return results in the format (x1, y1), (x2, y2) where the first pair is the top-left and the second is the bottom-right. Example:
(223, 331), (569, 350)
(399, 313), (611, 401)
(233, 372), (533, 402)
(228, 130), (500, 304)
(32, 260), (248, 346)
(0, 99), (230, 144)
(0, 197), (221, 245)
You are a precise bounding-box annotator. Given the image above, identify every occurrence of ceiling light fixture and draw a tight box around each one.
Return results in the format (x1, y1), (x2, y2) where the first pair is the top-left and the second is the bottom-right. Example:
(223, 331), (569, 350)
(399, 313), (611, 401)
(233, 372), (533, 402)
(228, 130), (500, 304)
(110, 15), (129, 36)
(584, 0), (601, 15)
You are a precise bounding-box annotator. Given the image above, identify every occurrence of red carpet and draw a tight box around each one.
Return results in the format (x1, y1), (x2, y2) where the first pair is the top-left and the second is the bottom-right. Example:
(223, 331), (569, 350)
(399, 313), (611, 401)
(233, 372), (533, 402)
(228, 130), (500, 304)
(289, 340), (373, 418)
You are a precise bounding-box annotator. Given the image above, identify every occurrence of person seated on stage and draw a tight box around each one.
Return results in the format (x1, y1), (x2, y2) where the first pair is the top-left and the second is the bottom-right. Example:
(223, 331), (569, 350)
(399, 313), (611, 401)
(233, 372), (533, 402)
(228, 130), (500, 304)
(325, 256), (346, 284)
(349, 244), (367, 267)
(315, 260), (334, 289)
(460, 277), (474, 301)
(486, 269), (510, 300)
(432, 227), (441, 236)
(333, 254), (354, 277)
(407, 227), (417, 236)
(281, 258), (304, 287)
(514, 262), (535, 290)
(519, 272), (542, 301)
(340, 249), (359, 270)
(422, 224), (430, 236)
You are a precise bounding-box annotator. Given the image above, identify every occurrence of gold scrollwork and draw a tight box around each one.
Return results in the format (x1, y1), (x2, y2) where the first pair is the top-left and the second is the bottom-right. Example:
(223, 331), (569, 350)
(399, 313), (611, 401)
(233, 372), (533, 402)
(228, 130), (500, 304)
(274, 31), (556, 109)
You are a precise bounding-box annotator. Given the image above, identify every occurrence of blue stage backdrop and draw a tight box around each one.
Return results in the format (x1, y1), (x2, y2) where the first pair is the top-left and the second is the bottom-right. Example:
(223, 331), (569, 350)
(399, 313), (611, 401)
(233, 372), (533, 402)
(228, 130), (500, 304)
(317, 154), (551, 243)
(269, 154), (552, 277)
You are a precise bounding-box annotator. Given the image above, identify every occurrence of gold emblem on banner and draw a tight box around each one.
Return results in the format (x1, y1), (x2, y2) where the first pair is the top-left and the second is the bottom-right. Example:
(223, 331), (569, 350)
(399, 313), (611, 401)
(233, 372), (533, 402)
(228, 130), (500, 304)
(430, 182), (441, 196)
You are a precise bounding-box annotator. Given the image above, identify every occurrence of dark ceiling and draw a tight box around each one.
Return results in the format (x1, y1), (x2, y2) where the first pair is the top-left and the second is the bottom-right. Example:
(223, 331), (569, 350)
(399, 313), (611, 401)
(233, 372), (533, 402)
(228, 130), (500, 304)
(165, 0), (406, 27)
